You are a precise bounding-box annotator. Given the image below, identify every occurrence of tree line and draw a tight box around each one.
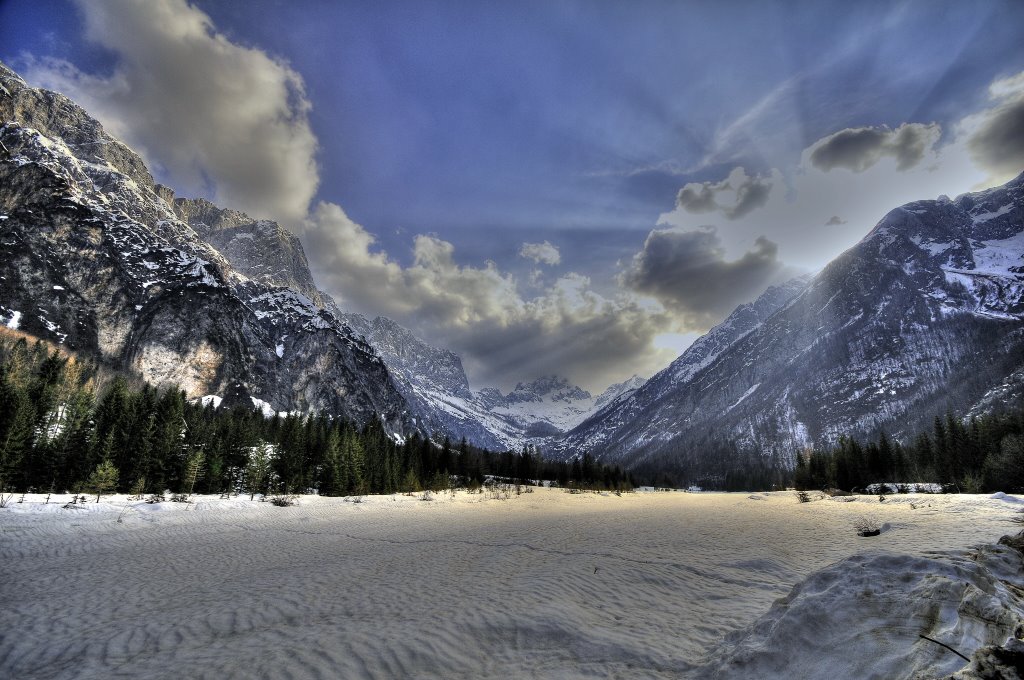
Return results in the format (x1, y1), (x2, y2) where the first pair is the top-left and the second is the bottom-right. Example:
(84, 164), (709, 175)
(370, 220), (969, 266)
(0, 330), (632, 498)
(794, 409), (1024, 493)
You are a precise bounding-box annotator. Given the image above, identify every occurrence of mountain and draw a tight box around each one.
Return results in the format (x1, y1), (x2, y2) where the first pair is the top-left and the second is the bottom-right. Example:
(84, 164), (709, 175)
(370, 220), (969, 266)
(337, 312), (644, 450)
(556, 277), (811, 458)
(0, 62), (410, 432)
(484, 375), (646, 437)
(338, 312), (515, 450)
(0, 61), (632, 452)
(560, 176), (1024, 483)
(12, 58), (1016, 479)
(170, 195), (326, 306)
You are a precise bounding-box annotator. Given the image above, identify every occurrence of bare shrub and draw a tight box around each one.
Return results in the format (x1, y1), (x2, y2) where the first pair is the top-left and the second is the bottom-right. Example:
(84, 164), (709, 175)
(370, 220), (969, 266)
(855, 517), (881, 537)
(483, 479), (512, 500)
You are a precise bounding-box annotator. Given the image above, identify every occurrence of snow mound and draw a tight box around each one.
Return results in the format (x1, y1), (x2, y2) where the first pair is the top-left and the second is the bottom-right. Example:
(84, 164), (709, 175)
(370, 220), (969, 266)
(700, 540), (1024, 679)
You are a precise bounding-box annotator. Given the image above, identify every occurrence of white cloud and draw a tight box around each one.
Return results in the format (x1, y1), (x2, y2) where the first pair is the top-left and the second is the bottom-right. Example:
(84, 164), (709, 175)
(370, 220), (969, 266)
(519, 241), (561, 266)
(301, 203), (675, 390)
(22, 0), (319, 223)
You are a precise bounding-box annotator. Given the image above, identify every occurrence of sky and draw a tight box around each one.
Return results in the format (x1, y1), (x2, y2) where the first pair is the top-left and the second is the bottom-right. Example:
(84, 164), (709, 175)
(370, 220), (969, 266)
(2, 0), (1024, 392)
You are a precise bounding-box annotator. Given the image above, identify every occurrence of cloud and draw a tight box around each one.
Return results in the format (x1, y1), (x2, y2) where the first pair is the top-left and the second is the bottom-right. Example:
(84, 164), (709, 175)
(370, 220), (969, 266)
(13, 0), (677, 391)
(963, 72), (1024, 183)
(807, 123), (941, 173)
(675, 167), (776, 220)
(301, 203), (675, 391)
(619, 227), (793, 328)
(659, 98), (997, 271)
(21, 0), (318, 223)
(519, 241), (561, 266)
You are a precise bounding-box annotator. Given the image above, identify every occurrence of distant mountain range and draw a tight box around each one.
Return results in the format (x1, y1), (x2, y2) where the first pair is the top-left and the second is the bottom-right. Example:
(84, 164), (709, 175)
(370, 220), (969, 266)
(2, 60), (1022, 482)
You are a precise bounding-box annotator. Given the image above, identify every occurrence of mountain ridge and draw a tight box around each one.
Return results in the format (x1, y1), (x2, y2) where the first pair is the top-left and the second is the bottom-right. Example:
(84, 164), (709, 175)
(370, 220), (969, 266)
(0, 61), (411, 435)
(558, 173), (1024, 483)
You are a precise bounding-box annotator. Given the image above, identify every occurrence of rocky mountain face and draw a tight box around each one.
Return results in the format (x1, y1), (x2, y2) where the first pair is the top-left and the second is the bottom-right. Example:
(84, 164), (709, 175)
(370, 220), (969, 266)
(0, 62), (410, 432)
(338, 312), (512, 449)
(556, 277), (811, 460)
(170, 196), (325, 307)
(558, 176), (1024, 483)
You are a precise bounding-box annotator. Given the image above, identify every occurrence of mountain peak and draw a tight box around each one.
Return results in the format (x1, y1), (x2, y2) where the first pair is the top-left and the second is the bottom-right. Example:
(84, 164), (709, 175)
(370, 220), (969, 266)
(507, 375), (591, 404)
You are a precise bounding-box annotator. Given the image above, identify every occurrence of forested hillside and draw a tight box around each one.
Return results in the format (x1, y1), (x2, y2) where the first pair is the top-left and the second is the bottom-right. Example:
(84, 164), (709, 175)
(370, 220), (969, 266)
(793, 411), (1024, 493)
(0, 329), (631, 498)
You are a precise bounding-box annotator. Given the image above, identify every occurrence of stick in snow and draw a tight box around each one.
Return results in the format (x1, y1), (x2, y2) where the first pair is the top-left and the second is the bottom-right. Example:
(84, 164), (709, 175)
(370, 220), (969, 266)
(918, 634), (970, 662)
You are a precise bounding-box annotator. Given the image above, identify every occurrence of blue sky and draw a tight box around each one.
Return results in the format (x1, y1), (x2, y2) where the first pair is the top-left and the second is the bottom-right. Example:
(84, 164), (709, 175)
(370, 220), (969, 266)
(3, 0), (1024, 390)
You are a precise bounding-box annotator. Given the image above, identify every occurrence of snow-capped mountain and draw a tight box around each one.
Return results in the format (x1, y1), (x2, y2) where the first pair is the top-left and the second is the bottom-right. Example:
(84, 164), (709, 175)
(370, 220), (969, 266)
(337, 312), (645, 450)
(556, 276), (811, 458)
(484, 375), (646, 436)
(0, 60), (633, 452)
(0, 62), (410, 432)
(558, 175), (1024, 482)
(338, 313), (516, 450)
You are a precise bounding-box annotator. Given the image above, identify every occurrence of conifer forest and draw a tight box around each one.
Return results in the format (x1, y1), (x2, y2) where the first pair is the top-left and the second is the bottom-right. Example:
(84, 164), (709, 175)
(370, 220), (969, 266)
(0, 330), (632, 499)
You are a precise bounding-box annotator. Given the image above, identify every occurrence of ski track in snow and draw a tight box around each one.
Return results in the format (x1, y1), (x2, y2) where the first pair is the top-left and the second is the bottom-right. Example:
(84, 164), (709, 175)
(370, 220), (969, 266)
(1, 489), (1020, 679)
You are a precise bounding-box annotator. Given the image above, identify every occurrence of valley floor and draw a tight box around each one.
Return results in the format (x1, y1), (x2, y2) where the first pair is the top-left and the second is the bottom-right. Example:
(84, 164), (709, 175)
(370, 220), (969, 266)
(1, 488), (1021, 679)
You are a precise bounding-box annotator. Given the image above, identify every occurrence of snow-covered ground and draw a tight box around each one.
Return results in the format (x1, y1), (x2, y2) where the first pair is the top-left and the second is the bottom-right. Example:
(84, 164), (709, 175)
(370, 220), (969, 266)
(2, 489), (1021, 679)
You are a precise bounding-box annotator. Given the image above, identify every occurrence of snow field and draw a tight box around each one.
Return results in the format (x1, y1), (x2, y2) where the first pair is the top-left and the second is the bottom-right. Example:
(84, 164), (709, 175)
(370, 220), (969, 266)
(1, 489), (1020, 679)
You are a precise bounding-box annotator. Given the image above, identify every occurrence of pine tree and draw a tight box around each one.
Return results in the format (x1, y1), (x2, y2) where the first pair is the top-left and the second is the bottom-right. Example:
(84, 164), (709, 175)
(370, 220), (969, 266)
(182, 449), (205, 498)
(320, 427), (345, 496)
(983, 434), (1024, 492)
(244, 443), (273, 500)
(87, 459), (119, 503)
(0, 369), (35, 492)
(343, 430), (366, 495)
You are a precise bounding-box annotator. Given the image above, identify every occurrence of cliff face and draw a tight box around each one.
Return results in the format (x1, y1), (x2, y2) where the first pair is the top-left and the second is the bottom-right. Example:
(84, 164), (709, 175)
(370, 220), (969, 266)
(0, 62), (410, 433)
(170, 195), (326, 306)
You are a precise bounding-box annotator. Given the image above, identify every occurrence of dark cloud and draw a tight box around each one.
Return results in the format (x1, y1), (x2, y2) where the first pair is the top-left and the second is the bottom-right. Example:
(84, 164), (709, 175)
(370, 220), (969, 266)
(620, 226), (793, 328)
(809, 127), (888, 172)
(675, 167), (775, 220)
(967, 88), (1024, 180)
(676, 183), (719, 214)
(807, 123), (940, 173)
(824, 215), (847, 226)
